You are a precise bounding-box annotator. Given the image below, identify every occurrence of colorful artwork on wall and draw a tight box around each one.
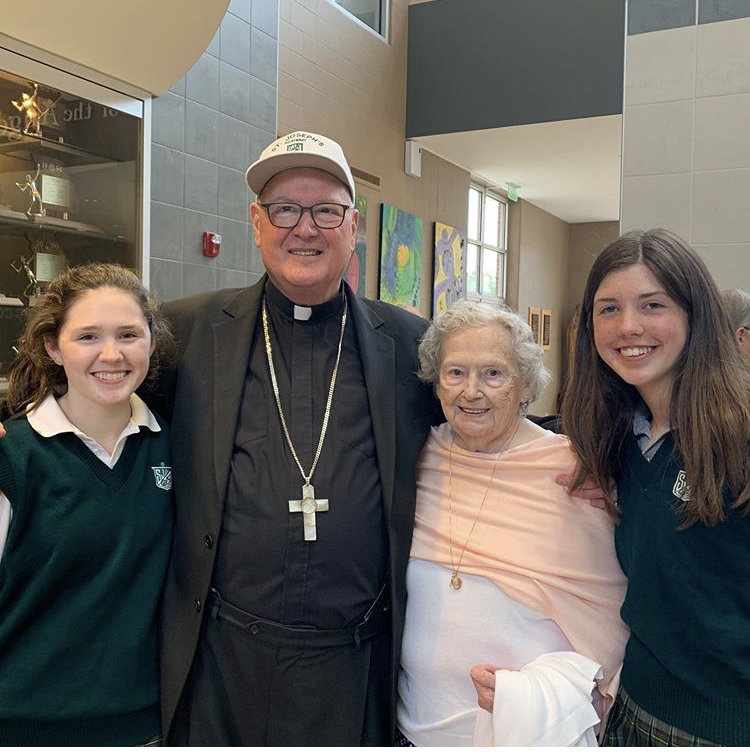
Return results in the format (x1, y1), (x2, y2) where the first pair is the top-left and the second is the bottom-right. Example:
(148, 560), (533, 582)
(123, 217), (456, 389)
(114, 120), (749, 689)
(379, 203), (422, 315)
(432, 221), (466, 316)
(344, 195), (367, 295)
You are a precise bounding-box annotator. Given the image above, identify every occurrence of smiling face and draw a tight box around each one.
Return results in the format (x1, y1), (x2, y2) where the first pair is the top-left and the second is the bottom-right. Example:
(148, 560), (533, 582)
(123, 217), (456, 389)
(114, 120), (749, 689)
(592, 263), (688, 415)
(44, 286), (154, 417)
(250, 167), (358, 305)
(437, 323), (530, 453)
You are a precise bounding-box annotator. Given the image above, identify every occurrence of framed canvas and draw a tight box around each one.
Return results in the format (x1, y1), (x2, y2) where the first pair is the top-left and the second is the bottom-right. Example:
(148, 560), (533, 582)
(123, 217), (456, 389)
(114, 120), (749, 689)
(344, 195), (367, 295)
(528, 306), (541, 345)
(542, 308), (552, 350)
(432, 221), (466, 316)
(379, 203), (423, 315)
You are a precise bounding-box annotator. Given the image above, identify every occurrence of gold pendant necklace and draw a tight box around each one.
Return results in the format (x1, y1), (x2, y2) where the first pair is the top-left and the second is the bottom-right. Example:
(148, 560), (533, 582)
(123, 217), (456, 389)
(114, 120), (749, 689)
(448, 423), (519, 589)
(261, 294), (347, 541)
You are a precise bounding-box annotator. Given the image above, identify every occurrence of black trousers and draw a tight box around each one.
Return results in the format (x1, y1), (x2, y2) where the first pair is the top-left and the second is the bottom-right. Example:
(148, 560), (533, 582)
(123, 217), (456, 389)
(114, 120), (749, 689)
(169, 591), (393, 746)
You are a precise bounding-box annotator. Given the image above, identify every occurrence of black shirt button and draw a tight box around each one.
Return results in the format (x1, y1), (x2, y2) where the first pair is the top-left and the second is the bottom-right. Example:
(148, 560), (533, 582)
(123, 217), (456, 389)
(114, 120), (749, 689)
(195, 599), (202, 613)
(204, 534), (213, 548)
(250, 624), (260, 635)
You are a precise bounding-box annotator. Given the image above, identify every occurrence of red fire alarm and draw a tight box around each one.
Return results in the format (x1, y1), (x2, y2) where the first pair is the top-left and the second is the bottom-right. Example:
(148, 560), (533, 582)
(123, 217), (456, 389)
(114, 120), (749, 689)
(202, 231), (221, 257)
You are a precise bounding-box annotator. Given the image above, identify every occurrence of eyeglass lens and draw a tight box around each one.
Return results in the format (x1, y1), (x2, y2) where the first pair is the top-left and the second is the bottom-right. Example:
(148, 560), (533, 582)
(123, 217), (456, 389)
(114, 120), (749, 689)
(266, 203), (348, 228)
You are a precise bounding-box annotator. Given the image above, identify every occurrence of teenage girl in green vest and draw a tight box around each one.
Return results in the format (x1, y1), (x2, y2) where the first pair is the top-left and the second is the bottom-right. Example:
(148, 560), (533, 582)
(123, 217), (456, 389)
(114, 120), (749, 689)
(0, 263), (174, 746)
(563, 228), (750, 746)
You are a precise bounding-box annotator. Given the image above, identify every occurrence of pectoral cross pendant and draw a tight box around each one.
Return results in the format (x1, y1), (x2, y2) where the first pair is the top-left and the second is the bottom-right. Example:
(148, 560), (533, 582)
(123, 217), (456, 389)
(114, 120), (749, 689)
(289, 483), (329, 541)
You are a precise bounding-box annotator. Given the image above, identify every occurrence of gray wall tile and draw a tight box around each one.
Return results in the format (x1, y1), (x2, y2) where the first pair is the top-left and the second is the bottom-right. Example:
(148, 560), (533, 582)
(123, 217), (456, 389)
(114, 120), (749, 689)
(186, 53), (220, 110)
(152, 90), (185, 151)
(218, 217), (249, 270)
(184, 263), (217, 296)
(150, 3), (278, 299)
(228, 0), (252, 22)
(185, 156), (219, 214)
(221, 12), (251, 73)
(219, 166), (249, 221)
(253, 0), (279, 39)
(249, 76), (276, 131)
(250, 125), (275, 162)
(185, 100), (219, 162)
(248, 271), (264, 287)
(251, 27), (277, 86)
(628, 0), (696, 35)
(220, 62), (251, 122)
(184, 210), (219, 262)
(206, 26), (221, 57)
(699, 0), (750, 23)
(151, 201), (183, 261)
(151, 258), (184, 302)
(151, 144), (184, 205)
(219, 114), (251, 169)
(169, 76), (186, 96)
(217, 267), (249, 289)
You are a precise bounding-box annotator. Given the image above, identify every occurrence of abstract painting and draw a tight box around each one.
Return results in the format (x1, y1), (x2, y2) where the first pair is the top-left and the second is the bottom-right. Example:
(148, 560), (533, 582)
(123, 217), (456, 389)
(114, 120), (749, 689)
(344, 195), (367, 295)
(379, 203), (422, 315)
(432, 221), (466, 316)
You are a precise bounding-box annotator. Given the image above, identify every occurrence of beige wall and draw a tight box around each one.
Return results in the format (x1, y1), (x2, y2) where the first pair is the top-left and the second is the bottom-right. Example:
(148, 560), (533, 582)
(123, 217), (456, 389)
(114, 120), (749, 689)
(563, 221), (619, 376)
(621, 16), (750, 290)
(509, 200), (570, 416)
(278, 0), (470, 316)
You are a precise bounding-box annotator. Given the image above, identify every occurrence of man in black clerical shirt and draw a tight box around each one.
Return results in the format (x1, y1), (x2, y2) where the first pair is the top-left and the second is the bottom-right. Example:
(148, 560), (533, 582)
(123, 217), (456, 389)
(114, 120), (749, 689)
(152, 132), (440, 745)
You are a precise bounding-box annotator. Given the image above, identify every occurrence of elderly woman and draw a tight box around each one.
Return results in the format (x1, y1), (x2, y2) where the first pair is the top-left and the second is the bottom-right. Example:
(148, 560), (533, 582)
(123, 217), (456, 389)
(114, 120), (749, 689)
(720, 288), (750, 364)
(396, 300), (628, 747)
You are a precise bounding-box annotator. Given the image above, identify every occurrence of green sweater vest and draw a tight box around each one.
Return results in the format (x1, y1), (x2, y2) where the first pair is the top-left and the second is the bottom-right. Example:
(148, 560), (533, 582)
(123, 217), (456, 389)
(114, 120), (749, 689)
(0, 415), (173, 746)
(616, 432), (750, 745)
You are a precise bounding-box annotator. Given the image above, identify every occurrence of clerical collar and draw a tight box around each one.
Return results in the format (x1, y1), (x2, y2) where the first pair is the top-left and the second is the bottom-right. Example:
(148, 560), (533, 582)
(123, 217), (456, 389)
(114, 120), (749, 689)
(264, 280), (346, 323)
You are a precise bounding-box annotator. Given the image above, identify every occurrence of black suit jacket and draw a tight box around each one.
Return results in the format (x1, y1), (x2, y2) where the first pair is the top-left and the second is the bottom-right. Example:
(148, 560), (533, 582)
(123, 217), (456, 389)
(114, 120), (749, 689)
(150, 277), (438, 738)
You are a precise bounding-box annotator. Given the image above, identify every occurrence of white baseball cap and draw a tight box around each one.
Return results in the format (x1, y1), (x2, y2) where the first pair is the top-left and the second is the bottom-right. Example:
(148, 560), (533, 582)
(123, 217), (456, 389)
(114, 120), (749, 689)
(245, 131), (356, 199)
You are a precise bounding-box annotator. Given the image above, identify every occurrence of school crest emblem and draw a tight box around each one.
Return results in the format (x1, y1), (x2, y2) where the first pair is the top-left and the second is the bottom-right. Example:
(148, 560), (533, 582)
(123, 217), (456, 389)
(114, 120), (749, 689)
(152, 464), (173, 491)
(672, 470), (690, 501)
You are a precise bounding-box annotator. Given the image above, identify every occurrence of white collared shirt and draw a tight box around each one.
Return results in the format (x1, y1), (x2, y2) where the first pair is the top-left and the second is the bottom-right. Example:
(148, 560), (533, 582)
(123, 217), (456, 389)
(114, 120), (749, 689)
(0, 393), (161, 556)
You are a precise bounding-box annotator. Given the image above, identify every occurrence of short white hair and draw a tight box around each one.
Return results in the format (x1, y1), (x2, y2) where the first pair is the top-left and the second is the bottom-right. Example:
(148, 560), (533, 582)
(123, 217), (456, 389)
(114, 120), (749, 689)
(417, 299), (550, 413)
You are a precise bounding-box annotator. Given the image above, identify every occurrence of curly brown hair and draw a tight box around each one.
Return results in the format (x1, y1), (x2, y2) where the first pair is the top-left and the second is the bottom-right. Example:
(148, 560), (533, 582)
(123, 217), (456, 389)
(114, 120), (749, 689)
(5, 262), (174, 416)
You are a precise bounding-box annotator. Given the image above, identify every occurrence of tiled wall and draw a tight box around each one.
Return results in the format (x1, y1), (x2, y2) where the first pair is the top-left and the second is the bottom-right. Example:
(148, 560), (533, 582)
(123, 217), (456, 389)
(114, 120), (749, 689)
(621, 0), (750, 289)
(277, 0), (470, 317)
(149, 0), (279, 302)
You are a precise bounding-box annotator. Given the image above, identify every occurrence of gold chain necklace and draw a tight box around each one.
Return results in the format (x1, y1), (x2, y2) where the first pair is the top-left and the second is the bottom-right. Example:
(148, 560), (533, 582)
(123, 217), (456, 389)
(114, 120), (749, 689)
(261, 294), (347, 541)
(447, 423), (519, 589)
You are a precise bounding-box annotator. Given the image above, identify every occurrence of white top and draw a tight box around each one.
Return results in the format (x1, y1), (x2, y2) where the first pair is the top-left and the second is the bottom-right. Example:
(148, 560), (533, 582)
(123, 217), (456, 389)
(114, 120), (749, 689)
(398, 559), (602, 747)
(0, 393), (160, 557)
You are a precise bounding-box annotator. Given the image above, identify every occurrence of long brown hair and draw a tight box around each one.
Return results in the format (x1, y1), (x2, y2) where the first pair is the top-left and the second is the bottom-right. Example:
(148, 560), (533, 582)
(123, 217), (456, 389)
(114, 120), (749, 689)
(5, 262), (173, 416)
(562, 228), (750, 527)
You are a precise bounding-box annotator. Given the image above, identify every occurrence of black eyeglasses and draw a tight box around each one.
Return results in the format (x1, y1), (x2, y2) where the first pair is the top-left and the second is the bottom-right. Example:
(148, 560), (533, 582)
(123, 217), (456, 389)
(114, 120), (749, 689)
(260, 202), (353, 229)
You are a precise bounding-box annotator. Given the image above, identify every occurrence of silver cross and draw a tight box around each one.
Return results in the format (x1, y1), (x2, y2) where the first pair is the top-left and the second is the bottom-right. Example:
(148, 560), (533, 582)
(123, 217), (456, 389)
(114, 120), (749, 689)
(288, 483), (329, 541)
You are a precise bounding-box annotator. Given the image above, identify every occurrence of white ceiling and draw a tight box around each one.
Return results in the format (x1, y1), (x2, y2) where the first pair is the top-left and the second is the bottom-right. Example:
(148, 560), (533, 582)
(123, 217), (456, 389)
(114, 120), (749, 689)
(418, 114), (623, 224)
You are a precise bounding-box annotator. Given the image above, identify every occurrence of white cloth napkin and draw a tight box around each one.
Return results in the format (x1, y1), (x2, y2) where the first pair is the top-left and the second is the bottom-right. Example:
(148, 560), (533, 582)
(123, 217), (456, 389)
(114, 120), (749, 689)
(472, 651), (603, 747)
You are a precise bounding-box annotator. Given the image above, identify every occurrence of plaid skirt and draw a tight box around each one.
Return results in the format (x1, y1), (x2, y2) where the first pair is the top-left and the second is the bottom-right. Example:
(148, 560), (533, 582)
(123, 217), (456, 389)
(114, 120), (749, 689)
(603, 688), (719, 747)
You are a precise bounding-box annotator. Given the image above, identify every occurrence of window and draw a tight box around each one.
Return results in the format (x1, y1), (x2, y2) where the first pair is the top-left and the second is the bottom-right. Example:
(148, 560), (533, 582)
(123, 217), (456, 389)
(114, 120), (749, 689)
(467, 184), (507, 301)
(331, 0), (388, 38)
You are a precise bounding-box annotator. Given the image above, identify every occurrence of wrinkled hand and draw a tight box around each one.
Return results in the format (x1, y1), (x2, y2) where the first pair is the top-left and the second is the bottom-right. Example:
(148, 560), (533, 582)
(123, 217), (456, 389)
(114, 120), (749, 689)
(470, 664), (503, 713)
(555, 473), (612, 509)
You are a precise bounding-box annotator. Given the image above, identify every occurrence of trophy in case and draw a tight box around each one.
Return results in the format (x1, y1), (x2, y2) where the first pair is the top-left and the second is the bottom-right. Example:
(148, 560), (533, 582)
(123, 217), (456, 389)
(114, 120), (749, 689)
(11, 254), (40, 302)
(15, 164), (45, 218)
(11, 83), (61, 138)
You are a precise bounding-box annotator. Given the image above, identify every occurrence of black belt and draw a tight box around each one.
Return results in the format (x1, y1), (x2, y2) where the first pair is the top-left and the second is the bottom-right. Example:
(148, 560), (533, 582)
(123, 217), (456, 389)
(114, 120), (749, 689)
(207, 586), (389, 649)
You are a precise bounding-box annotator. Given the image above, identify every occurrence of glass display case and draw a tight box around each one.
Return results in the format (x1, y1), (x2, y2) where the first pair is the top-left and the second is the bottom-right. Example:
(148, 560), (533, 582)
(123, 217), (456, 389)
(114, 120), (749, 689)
(0, 67), (142, 382)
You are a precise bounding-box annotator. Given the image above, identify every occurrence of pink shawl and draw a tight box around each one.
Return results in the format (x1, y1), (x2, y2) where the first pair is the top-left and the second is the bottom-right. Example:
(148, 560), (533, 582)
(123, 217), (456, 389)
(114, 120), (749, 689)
(410, 423), (629, 700)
